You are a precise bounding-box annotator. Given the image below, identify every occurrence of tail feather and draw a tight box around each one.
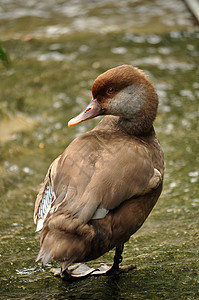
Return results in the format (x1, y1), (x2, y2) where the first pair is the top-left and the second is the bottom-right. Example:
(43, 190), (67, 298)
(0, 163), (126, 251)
(37, 229), (90, 268)
(36, 248), (52, 265)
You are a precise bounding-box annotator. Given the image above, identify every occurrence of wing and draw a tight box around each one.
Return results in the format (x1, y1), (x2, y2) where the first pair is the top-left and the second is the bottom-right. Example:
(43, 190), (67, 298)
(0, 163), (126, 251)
(33, 132), (101, 232)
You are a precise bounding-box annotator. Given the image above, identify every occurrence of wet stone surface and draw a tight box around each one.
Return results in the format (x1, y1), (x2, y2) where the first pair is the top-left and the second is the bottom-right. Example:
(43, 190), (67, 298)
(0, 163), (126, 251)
(0, 0), (199, 299)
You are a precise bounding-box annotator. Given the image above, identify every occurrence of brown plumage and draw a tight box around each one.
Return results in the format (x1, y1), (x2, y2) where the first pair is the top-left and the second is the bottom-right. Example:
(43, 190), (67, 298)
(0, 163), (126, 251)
(34, 65), (164, 277)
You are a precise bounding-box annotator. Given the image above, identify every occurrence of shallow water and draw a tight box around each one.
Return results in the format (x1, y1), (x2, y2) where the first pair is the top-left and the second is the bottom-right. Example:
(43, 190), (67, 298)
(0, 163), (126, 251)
(0, 0), (199, 299)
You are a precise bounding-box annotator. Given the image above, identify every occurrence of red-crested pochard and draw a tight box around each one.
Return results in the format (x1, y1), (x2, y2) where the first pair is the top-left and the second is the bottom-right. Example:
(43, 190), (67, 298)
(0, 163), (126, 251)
(34, 65), (164, 279)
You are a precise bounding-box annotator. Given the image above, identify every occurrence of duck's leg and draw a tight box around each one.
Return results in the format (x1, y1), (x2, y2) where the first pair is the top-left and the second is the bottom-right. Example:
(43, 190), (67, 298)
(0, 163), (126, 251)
(106, 244), (124, 275)
(92, 244), (136, 276)
(105, 244), (136, 275)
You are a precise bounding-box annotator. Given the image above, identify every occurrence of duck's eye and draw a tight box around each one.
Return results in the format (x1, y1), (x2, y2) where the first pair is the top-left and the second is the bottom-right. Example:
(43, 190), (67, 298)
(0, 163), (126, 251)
(107, 88), (115, 95)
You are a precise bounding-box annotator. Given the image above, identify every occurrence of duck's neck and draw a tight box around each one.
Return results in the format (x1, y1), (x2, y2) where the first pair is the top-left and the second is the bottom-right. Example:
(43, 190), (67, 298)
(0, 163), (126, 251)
(118, 117), (153, 136)
(95, 115), (154, 137)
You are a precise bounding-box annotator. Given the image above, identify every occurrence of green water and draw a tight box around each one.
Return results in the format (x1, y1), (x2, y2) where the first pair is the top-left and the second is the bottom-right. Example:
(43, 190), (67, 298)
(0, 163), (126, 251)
(0, 1), (199, 299)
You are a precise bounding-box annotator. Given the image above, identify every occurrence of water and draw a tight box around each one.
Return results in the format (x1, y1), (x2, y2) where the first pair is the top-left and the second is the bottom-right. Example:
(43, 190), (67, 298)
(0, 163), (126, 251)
(0, 0), (199, 299)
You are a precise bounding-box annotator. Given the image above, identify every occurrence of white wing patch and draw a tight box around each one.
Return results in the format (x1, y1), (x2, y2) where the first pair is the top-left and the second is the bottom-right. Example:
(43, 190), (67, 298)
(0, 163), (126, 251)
(91, 208), (109, 220)
(36, 184), (56, 232)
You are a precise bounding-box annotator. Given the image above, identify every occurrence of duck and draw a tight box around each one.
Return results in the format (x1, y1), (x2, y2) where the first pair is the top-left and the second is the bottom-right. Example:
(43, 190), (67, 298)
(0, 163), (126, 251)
(34, 65), (164, 279)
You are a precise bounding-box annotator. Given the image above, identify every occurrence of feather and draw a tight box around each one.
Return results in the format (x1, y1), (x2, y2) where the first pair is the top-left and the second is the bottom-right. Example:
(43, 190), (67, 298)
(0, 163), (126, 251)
(35, 183), (56, 232)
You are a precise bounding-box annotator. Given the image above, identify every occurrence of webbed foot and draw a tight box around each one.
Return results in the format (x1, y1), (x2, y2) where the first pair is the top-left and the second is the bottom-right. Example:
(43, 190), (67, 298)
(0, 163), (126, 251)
(50, 262), (136, 280)
(50, 263), (96, 280)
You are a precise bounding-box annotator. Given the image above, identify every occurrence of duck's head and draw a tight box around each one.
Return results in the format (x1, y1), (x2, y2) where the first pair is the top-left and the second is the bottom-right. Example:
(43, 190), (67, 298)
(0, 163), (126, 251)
(68, 65), (158, 135)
